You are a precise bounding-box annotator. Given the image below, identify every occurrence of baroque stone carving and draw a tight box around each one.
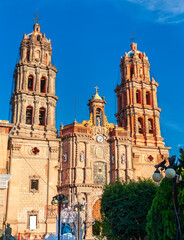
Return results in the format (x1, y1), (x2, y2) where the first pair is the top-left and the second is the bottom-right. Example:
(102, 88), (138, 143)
(93, 161), (107, 185)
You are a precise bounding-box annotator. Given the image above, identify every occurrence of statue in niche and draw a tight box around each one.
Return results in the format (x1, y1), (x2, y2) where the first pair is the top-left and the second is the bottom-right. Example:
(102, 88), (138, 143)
(63, 153), (68, 162)
(121, 154), (126, 164)
(80, 151), (84, 162)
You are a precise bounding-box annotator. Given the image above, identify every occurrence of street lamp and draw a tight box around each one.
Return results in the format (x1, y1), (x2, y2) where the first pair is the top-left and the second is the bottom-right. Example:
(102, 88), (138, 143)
(152, 156), (184, 240)
(74, 201), (85, 240)
(51, 194), (69, 240)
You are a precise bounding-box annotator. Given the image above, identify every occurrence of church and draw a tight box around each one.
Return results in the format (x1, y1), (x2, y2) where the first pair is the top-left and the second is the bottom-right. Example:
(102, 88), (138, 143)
(0, 23), (169, 239)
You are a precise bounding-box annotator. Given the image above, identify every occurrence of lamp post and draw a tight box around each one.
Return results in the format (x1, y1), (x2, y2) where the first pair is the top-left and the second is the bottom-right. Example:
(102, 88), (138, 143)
(74, 202), (85, 240)
(152, 156), (184, 240)
(51, 194), (69, 240)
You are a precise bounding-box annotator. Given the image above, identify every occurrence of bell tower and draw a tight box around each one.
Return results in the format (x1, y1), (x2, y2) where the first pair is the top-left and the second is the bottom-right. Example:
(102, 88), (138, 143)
(87, 87), (107, 127)
(115, 42), (164, 147)
(6, 24), (59, 238)
(11, 23), (58, 138)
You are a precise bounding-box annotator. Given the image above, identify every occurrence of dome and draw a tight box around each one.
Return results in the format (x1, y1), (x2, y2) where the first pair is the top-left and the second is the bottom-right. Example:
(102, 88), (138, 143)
(94, 93), (102, 100)
(128, 50), (135, 57)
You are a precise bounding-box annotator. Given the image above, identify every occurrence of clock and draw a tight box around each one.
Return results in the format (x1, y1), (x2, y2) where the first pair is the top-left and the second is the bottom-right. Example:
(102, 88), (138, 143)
(97, 135), (104, 143)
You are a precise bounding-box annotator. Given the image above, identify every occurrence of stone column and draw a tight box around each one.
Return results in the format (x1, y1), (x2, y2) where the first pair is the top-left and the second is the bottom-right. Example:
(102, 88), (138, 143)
(135, 114), (138, 135)
(48, 72), (52, 94)
(116, 140), (119, 179)
(47, 102), (51, 126)
(126, 87), (130, 105)
(132, 86), (136, 104)
(32, 47), (35, 63)
(21, 98), (26, 124)
(35, 68), (40, 92)
(155, 115), (161, 137)
(12, 99), (17, 123)
(144, 114), (148, 135)
(30, 46), (33, 62)
(126, 113), (130, 131)
(16, 70), (20, 92)
(34, 99), (39, 125)
(85, 193), (93, 238)
(142, 87), (146, 105)
(23, 67), (27, 91)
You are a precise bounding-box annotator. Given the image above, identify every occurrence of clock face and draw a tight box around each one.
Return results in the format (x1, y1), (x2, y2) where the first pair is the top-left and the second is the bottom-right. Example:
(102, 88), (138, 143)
(97, 135), (104, 143)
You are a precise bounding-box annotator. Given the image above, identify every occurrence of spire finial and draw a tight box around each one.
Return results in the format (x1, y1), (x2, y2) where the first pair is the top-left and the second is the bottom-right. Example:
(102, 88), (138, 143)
(94, 86), (99, 94)
(33, 9), (41, 23)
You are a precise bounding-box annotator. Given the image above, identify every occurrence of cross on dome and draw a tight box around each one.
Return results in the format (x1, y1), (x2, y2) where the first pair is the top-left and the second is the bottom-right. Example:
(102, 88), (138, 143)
(94, 86), (99, 94)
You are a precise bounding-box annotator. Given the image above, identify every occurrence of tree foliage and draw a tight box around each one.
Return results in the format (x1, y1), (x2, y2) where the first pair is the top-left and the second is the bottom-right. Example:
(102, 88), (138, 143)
(100, 179), (157, 240)
(146, 149), (184, 240)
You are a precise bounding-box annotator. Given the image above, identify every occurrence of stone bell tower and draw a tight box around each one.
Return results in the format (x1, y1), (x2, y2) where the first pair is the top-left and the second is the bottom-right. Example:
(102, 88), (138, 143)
(115, 43), (170, 178)
(11, 23), (58, 138)
(6, 24), (59, 239)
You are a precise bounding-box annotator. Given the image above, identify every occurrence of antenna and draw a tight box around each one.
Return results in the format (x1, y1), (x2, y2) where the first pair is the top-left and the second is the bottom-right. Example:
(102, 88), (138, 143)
(130, 33), (136, 42)
(33, 9), (41, 23)
(75, 96), (77, 122)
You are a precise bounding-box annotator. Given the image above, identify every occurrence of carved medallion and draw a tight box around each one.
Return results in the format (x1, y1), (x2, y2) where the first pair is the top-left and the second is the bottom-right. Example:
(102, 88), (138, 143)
(96, 147), (103, 158)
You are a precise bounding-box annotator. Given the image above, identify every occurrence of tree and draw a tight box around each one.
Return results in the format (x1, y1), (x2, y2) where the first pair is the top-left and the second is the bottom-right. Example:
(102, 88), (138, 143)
(101, 179), (157, 240)
(146, 149), (184, 240)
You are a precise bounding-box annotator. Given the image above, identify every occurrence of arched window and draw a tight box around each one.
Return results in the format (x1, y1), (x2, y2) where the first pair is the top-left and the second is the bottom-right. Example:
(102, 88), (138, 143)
(139, 53), (142, 59)
(146, 91), (151, 105)
(26, 106), (33, 125)
(40, 77), (46, 93)
(136, 90), (141, 103)
(27, 49), (30, 61)
(46, 54), (48, 65)
(39, 108), (46, 126)
(28, 75), (34, 91)
(148, 118), (153, 134)
(96, 108), (102, 126)
(130, 66), (134, 78)
(138, 117), (143, 134)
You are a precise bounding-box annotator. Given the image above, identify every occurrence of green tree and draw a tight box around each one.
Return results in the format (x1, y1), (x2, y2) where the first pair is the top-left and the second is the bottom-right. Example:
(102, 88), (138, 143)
(146, 149), (184, 240)
(101, 179), (157, 240)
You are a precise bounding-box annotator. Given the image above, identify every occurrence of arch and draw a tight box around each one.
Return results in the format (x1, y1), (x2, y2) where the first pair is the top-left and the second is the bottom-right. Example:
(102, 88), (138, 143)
(28, 75), (34, 91)
(40, 77), (46, 93)
(92, 199), (102, 235)
(96, 108), (102, 126)
(39, 107), (46, 126)
(46, 54), (48, 65)
(130, 66), (134, 78)
(146, 91), (151, 105)
(92, 199), (101, 221)
(148, 118), (153, 134)
(26, 106), (33, 125)
(136, 90), (141, 104)
(138, 117), (143, 134)
(139, 53), (142, 59)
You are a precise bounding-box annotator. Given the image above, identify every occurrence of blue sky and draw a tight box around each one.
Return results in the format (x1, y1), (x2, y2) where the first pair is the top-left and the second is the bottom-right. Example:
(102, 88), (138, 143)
(0, 0), (183, 156)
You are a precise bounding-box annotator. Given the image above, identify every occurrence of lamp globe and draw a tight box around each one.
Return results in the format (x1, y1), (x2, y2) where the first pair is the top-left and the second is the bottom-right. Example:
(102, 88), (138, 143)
(152, 169), (162, 182)
(165, 168), (176, 179)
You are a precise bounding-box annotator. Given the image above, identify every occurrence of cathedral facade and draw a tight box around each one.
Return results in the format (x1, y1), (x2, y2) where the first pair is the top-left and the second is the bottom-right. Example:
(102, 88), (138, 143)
(0, 24), (169, 239)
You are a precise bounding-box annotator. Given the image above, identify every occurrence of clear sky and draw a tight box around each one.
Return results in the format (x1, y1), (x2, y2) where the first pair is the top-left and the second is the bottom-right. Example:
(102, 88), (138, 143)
(0, 0), (183, 156)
